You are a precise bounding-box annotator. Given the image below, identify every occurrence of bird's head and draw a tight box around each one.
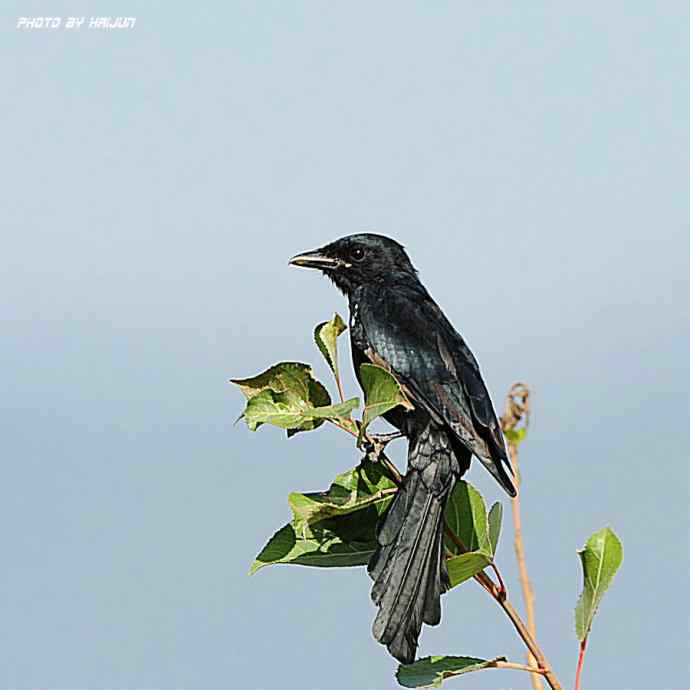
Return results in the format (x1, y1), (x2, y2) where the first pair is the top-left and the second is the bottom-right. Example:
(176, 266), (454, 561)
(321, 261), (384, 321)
(289, 233), (416, 294)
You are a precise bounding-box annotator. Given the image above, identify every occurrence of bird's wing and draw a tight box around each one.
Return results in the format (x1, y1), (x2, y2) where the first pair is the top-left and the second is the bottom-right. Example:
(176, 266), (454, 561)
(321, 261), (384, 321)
(358, 283), (516, 496)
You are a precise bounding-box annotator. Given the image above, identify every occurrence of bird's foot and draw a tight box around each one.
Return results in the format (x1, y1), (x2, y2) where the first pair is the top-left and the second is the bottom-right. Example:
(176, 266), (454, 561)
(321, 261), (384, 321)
(357, 433), (405, 488)
(358, 431), (403, 459)
(370, 431), (404, 445)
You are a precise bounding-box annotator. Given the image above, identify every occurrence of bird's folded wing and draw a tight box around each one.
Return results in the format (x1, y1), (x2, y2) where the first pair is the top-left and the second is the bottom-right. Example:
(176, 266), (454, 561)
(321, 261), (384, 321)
(359, 284), (515, 493)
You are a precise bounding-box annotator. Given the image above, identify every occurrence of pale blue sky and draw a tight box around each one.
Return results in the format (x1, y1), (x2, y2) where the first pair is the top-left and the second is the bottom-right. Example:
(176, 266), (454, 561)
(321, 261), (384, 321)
(2, 3), (688, 689)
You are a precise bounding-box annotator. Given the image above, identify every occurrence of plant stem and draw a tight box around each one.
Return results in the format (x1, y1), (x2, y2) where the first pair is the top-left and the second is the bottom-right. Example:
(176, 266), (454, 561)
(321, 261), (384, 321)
(378, 453), (402, 485)
(490, 563), (507, 597)
(501, 382), (543, 690)
(442, 525), (562, 690)
(327, 418), (355, 436)
(509, 443), (542, 689)
(477, 568), (563, 690)
(441, 659), (547, 684)
(490, 660), (546, 674)
(491, 586), (562, 690)
(575, 637), (587, 690)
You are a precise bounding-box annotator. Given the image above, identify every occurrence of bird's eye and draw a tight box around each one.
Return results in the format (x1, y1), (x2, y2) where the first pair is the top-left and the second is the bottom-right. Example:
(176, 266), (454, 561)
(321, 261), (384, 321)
(351, 247), (365, 262)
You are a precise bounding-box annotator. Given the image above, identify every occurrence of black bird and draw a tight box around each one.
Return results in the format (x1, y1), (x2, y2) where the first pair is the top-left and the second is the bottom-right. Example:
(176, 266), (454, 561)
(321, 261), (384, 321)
(289, 233), (516, 664)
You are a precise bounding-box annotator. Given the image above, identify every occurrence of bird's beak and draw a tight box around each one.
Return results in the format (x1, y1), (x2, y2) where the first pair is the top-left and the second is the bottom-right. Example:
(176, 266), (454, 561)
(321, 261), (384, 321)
(288, 248), (339, 270)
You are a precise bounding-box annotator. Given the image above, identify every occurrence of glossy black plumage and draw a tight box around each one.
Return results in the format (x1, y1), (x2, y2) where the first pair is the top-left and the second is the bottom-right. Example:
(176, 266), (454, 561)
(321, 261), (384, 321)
(289, 233), (516, 664)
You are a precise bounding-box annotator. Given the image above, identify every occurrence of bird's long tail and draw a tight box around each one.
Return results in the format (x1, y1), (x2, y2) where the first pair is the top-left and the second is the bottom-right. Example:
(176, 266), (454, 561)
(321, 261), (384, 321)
(368, 425), (459, 664)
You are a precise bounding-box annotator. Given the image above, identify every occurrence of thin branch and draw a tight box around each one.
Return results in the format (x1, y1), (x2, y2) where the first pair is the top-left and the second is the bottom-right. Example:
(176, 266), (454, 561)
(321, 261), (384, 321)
(490, 660), (547, 674)
(501, 382), (543, 690)
(493, 592), (562, 690)
(443, 523), (467, 553)
(440, 659), (547, 685)
(377, 451), (402, 485)
(509, 446), (541, 686)
(327, 417), (359, 438)
(477, 565), (563, 690)
(442, 525), (562, 690)
(575, 637), (587, 690)
(490, 563), (507, 598)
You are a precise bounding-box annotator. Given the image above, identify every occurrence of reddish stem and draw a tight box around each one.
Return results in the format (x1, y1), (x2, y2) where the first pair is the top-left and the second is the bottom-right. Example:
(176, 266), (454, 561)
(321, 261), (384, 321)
(491, 563), (507, 599)
(575, 637), (588, 690)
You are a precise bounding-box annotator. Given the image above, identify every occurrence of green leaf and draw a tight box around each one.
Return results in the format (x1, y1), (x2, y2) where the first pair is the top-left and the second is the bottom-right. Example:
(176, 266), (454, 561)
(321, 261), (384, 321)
(240, 389), (307, 431)
(231, 362), (356, 435)
(396, 655), (506, 688)
(314, 313), (347, 378)
(358, 363), (413, 442)
(250, 459), (397, 573)
(445, 552), (492, 587)
(289, 458), (397, 529)
(231, 362), (326, 402)
(443, 480), (492, 556)
(300, 398), (360, 420)
(487, 502), (503, 555)
(442, 482), (496, 589)
(249, 519), (376, 573)
(574, 526), (623, 642)
(504, 427), (527, 445)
